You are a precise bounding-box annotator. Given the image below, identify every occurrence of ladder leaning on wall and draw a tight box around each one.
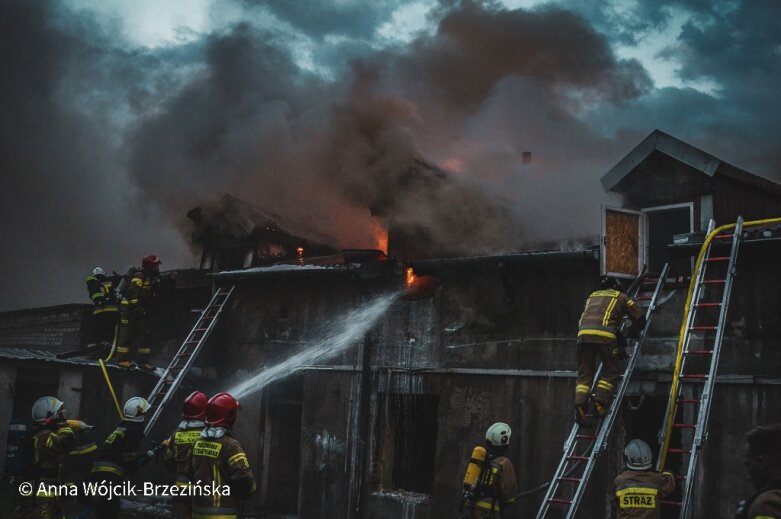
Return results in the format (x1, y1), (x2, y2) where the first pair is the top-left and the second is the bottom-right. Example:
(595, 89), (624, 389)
(143, 285), (235, 436)
(536, 263), (670, 519)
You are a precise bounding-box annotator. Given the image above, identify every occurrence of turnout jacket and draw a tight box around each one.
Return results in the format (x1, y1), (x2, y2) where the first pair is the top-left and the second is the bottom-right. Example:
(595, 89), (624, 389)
(578, 289), (644, 345)
(735, 479), (781, 519)
(465, 455), (518, 516)
(189, 426), (256, 519)
(91, 420), (145, 479)
(85, 274), (119, 313)
(32, 422), (75, 482)
(164, 420), (205, 485)
(613, 469), (675, 518)
(122, 271), (154, 312)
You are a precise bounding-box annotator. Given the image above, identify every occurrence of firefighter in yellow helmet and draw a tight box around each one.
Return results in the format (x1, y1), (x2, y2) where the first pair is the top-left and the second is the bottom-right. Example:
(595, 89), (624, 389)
(29, 396), (76, 519)
(461, 422), (518, 518)
(164, 391), (208, 519)
(734, 423), (781, 519)
(188, 392), (256, 519)
(613, 439), (674, 518)
(575, 277), (645, 427)
(117, 255), (160, 371)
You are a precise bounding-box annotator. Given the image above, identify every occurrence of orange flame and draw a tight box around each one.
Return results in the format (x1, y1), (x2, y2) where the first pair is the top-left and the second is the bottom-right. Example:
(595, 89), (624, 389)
(406, 267), (416, 286)
(372, 216), (388, 254)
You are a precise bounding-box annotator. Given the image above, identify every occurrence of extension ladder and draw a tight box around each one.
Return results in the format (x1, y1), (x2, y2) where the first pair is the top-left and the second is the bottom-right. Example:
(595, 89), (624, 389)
(656, 218), (743, 517)
(143, 285), (235, 435)
(537, 264), (670, 518)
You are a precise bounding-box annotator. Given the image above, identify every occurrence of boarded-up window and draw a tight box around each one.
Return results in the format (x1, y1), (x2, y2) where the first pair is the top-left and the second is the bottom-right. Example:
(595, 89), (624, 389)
(603, 208), (642, 277)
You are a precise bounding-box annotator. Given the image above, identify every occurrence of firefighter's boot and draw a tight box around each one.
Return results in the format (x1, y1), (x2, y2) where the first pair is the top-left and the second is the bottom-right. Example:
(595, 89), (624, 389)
(575, 404), (592, 428)
(117, 360), (136, 370)
(593, 401), (608, 418)
(138, 363), (156, 372)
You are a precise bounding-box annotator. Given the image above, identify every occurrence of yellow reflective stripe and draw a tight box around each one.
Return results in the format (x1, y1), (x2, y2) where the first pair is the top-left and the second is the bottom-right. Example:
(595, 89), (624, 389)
(192, 514), (237, 519)
(91, 293), (104, 300)
(475, 499), (501, 511)
(578, 329), (617, 339)
(597, 380), (614, 390)
(213, 463), (221, 508)
(576, 384), (591, 394)
(138, 348), (151, 354)
(92, 463), (124, 477)
(69, 443), (97, 455)
(117, 347), (130, 353)
(130, 299), (139, 304)
(131, 278), (143, 287)
(121, 300), (130, 305)
(616, 485), (657, 509)
(602, 297), (618, 326)
(227, 452), (248, 465)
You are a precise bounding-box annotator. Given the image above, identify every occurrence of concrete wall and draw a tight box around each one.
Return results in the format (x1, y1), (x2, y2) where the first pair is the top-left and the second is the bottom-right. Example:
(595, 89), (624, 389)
(0, 304), (90, 351)
(204, 239), (781, 519)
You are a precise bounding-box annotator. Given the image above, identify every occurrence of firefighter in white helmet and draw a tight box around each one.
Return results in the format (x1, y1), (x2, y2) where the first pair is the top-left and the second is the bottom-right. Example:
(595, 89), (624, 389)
(91, 397), (156, 519)
(29, 396), (76, 519)
(461, 422), (518, 518)
(613, 439), (675, 518)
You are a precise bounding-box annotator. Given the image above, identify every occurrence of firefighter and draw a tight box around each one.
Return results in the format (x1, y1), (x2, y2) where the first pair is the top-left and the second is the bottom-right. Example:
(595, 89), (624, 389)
(574, 277), (645, 427)
(164, 391), (208, 519)
(90, 396), (151, 519)
(29, 396), (76, 519)
(117, 255), (160, 371)
(85, 267), (120, 348)
(461, 422), (518, 518)
(189, 392), (256, 519)
(734, 423), (781, 518)
(613, 439), (674, 518)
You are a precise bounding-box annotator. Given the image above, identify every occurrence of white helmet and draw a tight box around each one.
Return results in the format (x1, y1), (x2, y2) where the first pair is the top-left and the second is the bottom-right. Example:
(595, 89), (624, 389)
(624, 439), (653, 470)
(92, 267), (105, 276)
(32, 396), (65, 424)
(486, 422), (511, 447)
(123, 397), (151, 422)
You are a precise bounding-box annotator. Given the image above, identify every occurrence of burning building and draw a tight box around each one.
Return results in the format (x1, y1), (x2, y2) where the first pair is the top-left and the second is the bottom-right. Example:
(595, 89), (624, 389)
(1, 130), (781, 518)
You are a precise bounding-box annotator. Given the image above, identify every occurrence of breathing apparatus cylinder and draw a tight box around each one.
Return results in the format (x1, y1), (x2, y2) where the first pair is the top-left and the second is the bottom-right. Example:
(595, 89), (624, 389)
(463, 445), (487, 490)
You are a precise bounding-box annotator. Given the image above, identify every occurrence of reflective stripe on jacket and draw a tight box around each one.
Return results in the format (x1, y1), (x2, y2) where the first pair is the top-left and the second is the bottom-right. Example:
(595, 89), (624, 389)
(578, 289), (643, 344)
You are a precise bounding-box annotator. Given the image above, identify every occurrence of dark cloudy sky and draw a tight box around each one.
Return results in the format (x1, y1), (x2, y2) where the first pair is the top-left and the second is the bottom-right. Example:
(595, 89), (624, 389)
(2, 0), (780, 311)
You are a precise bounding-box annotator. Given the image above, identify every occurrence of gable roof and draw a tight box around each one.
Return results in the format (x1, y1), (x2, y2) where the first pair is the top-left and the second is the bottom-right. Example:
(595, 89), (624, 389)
(601, 130), (781, 196)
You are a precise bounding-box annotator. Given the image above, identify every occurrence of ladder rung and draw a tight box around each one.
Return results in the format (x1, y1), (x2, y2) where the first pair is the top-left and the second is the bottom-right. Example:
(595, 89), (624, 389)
(684, 349), (713, 355)
(690, 326), (717, 331)
(672, 423), (697, 429)
(677, 399), (701, 404)
(548, 498), (573, 505)
(702, 279), (726, 284)
(675, 474), (686, 480)
(706, 256), (730, 262)
(194, 328), (210, 332)
(567, 455), (590, 461)
(635, 296), (652, 301)
(680, 374), (708, 379)
(576, 434), (597, 440)
(695, 302), (722, 308)
(558, 476), (582, 483)
(668, 448), (691, 454)
(713, 234), (734, 240)
(661, 500), (682, 506)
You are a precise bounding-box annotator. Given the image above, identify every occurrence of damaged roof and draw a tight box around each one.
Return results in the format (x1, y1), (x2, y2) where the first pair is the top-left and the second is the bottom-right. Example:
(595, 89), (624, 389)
(0, 347), (161, 375)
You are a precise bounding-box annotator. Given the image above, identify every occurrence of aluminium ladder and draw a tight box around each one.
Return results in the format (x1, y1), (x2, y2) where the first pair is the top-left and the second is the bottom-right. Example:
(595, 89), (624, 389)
(537, 264), (670, 518)
(143, 285), (235, 436)
(657, 217), (744, 517)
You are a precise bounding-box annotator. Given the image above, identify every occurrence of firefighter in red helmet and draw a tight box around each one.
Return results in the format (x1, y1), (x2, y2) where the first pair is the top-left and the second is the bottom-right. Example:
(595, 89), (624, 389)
(164, 391), (208, 519)
(117, 255), (160, 371)
(188, 393), (256, 519)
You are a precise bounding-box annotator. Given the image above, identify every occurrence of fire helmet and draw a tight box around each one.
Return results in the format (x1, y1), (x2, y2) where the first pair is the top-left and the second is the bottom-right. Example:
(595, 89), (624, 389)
(92, 267), (105, 276)
(624, 439), (653, 470)
(123, 396), (151, 422)
(141, 255), (161, 272)
(486, 422), (512, 447)
(183, 391), (209, 420)
(205, 392), (240, 428)
(32, 396), (65, 425)
(600, 276), (623, 290)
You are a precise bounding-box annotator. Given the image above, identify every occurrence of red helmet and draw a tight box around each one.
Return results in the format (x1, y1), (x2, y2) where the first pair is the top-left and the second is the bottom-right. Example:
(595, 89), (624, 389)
(141, 255), (161, 272)
(182, 391), (208, 420)
(205, 392), (240, 427)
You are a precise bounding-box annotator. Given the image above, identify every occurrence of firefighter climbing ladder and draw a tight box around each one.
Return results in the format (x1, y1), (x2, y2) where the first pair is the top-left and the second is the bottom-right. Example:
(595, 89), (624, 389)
(656, 217), (746, 517)
(143, 285), (235, 436)
(536, 264), (670, 519)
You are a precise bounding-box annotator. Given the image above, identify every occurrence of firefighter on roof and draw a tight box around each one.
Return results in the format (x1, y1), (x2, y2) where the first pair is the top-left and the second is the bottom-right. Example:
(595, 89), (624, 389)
(117, 255), (160, 371)
(734, 423), (781, 519)
(189, 392), (256, 519)
(29, 396), (76, 519)
(164, 391), (208, 519)
(85, 267), (120, 348)
(613, 439), (675, 518)
(460, 422), (518, 518)
(574, 276), (645, 427)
